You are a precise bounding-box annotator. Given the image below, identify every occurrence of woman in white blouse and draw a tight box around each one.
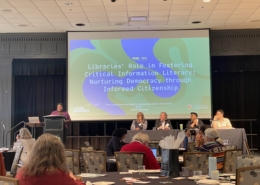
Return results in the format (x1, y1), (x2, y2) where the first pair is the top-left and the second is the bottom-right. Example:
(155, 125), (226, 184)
(130, 112), (148, 130)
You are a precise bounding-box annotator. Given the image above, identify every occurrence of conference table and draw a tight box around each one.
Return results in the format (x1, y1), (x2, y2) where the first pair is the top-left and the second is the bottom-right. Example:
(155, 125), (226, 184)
(80, 172), (196, 185)
(123, 128), (248, 154)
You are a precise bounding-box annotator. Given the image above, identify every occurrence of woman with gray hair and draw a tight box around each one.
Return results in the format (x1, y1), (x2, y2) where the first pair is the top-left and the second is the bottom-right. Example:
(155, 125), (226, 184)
(195, 128), (226, 170)
(13, 128), (35, 164)
(120, 133), (160, 169)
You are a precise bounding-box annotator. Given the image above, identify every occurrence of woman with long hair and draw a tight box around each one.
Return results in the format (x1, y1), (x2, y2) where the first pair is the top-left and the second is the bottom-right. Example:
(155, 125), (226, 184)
(13, 128), (35, 164)
(16, 134), (84, 185)
(130, 112), (148, 130)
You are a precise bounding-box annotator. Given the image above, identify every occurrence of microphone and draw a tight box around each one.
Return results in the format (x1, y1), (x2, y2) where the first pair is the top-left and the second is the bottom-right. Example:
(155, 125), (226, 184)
(1, 122), (5, 130)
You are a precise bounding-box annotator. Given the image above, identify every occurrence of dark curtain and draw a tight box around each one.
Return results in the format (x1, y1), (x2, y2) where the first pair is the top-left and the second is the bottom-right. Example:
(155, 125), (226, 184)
(211, 56), (260, 150)
(13, 59), (67, 139)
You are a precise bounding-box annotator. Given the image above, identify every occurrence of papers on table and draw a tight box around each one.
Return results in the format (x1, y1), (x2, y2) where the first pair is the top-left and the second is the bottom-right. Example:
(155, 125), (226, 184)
(122, 177), (151, 184)
(108, 159), (116, 162)
(78, 173), (107, 178)
(178, 156), (184, 162)
(173, 177), (186, 180)
(147, 176), (160, 179)
(128, 169), (161, 173)
(0, 148), (9, 152)
(119, 172), (132, 174)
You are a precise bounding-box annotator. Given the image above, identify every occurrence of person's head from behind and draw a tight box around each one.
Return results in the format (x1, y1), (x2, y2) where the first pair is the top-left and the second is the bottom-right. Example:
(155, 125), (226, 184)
(216, 109), (224, 120)
(160, 112), (167, 121)
(190, 112), (198, 121)
(205, 128), (224, 145)
(19, 128), (32, 139)
(137, 112), (144, 122)
(132, 133), (150, 146)
(112, 128), (127, 140)
(57, 103), (64, 112)
(22, 133), (68, 176)
(199, 125), (210, 135)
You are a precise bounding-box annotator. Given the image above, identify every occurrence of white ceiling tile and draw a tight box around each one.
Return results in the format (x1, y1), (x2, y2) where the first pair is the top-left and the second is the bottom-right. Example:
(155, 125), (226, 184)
(188, 15), (209, 21)
(128, 12), (148, 16)
(90, 22), (110, 26)
(109, 17), (128, 22)
(82, 6), (106, 12)
(206, 19), (226, 24)
(0, 23), (14, 27)
(236, 3), (260, 9)
(149, 6), (171, 11)
(105, 6), (127, 12)
(127, 6), (148, 11)
(129, 21), (148, 26)
(226, 19), (247, 23)
(107, 12), (127, 17)
(168, 20), (187, 25)
(172, 0), (195, 5)
(149, 16), (168, 21)
(218, 0), (241, 3)
(109, 22), (128, 26)
(103, 0), (126, 6)
(22, 13), (45, 19)
(149, 11), (170, 16)
(15, 7), (41, 13)
(32, 1), (58, 7)
(43, 13), (66, 18)
(60, 7), (84, 13)
(171, 5), (193, 11)
(208, 14), (230, 20)
(126, 0), (148, 6)
(214, 3), (238, 9)
(8, 0), (35, 7)
(88, 17), (108, 23)
(170, 11), (190, 15)
(0, 18), (10, 24)
(149, 21), (167, 25)
(47, 18), (69, 23)
(56, 0), (82, 7)
(194, 0), (218, 3)
(67, 17), (89, 22)
(1, 13), (24, 19)
(211, 9), (234, 15)
(79, 0), (103, 6)
(190, 9), (213, 15)
(150, 0), (172, 5)
(169, 15), (189, 21)
(229, 14), (251, 19)
(38, 7), (62, 13)
(51, 22), (72, 27)
(248, 13), (260, 18)
(31, 22), (53, 27)
(233, 9), (256, 14)
(64, 12), (86, 18)
(85, 12), (107, 18)
(192, 4), (216, 10)
(7, 18), (31, 24)
(27, 18), (49, 23)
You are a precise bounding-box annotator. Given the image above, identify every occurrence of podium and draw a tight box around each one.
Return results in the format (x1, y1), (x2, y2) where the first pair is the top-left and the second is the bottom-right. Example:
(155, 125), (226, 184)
(43, 115), (66, 143)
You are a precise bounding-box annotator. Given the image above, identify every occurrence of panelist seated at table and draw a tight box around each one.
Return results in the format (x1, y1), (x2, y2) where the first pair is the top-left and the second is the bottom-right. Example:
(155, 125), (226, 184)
(212, 109), (232, 129)
(16, 133), (84, 185)
(154, 112), (172, 130)
(186, 112), (204, 129)
(120, 133), (160, 169)
(12, 128), (35, 165)
(51, 103), (71, 129)
(194, 128), (226, 170)
(106, 128), (127, 156)
(130, 112), (148, 131)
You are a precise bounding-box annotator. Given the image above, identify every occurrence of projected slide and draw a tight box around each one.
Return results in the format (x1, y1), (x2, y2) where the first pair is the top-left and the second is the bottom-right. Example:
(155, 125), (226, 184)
(68, 30), (211, 120)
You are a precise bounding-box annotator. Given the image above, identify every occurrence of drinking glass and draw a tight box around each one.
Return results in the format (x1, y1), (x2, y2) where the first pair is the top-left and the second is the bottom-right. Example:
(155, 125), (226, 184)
(193, 171), (202, 182)
(138, 165), (145, 175)
(152, 127), (156, 130)
(211, 170), (219, 180)
(179, 124), (183, 130)
(181, 167), (189, 178)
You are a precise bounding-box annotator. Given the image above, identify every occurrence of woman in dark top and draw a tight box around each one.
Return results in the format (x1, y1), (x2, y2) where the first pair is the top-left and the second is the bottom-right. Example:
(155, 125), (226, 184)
(106, 128), (127, 156)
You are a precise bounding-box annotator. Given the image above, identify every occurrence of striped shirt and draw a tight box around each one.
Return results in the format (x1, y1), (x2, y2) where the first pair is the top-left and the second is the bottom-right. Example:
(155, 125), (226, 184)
(195, 141), (226, 170)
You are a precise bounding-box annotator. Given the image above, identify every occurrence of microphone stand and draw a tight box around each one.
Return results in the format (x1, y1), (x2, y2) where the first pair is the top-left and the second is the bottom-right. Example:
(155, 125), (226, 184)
(1, 122), (5, 148)
(5, 121), (25, 147)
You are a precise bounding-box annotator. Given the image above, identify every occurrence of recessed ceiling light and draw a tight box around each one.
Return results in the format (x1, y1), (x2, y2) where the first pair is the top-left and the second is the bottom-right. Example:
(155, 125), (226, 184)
(65, 2), (73, 6)
(250, 20), (260, 23)
(76, 23), (85, 26)
(18, 24), (29, 27)
(203, 0), (211, 2)
(129, 16), (147, 22)
(192, 21), (201, 24)
(1, 8), (12, 12)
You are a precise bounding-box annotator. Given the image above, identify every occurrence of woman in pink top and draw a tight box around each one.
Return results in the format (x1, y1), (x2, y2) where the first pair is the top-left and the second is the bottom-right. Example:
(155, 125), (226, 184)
(51, 103), (71, 129)
(16, 133), (84, 185)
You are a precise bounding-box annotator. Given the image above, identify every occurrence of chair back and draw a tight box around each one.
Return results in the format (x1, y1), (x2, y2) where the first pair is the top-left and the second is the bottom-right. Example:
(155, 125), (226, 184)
(65, 149), (80, 175)
(237, 155), (260, 168)
(10, 146), (23, 177)
(81, 151), (106, 173)
(223, 149), (242, 173)
(183, 152), (213, 175)
(0, 176), (19, 185)
(244, 140), (251, 155)
(81, 147), (94, 152)
(236, 166), (260, 185)
(187, 142), (195, 152)
(114, 152), (144, 172)
(225, 145), (237, 151)
(65, 151), (74, 174)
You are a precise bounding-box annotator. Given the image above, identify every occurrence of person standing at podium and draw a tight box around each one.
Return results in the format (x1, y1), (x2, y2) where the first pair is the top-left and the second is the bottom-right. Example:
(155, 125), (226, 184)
(154, 112), (172, 130)
(51, 103), (71, 129)
(130, 112), (148, 130)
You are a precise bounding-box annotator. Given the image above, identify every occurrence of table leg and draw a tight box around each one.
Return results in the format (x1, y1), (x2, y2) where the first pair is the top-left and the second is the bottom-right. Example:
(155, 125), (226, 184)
(34, 124), (36, 138)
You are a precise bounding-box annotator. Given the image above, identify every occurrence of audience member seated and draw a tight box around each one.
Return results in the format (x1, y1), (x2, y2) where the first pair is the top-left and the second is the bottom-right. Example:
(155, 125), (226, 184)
(154, 112), (172, 130)
(120, 133), (160, 169)
(186, 112), (204, 129)
(106, 128), (127, 156)
(212, 109), (232, 129)
(195, 125), (211, 147)
(13, 128), (35, 164)
(194, 128), (226, 170)
(130, 112), (148, 130)
(16, 134), (84, 185)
